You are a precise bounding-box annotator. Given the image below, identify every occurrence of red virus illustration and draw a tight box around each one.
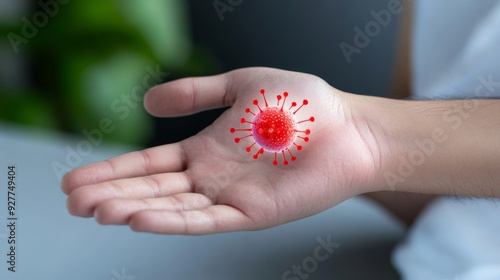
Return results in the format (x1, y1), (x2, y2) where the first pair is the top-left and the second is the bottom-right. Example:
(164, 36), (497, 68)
(230, 89), (315, 165)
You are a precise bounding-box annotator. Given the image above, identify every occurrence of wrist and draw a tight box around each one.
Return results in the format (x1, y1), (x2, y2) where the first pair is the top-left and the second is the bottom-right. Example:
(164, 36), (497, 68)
(326, 91), (392, 195)
(344, 93), (442, 194)
(353, 95), (500, 197)
(328, 89), (480, 196)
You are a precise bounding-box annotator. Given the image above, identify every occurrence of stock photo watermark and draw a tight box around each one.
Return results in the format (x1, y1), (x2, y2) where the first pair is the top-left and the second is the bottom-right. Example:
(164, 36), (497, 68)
(384, 74), (500, 188)
(2, 165), (19, 273)
(51, 65), (169, 181)
(7, 0), (71, 54)
(213, 0), (243, 22)
(0, 231), (10, 271)
(111, 267), (136, 280)
(339, 0), (408, 63)
(201, 144), (250, 199)
(282, 235), (340, 280)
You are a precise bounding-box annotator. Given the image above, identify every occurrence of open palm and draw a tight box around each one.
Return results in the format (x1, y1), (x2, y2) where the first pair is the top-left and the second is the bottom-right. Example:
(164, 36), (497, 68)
(62, 67), (381, 234)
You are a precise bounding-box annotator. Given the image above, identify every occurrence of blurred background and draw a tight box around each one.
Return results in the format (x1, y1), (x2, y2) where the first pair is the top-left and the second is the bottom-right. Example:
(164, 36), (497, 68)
(0, 0), (401, 148)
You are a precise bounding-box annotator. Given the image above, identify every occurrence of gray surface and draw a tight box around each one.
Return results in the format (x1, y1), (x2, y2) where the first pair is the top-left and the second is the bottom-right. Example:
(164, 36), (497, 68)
(0, 122), (404, 280)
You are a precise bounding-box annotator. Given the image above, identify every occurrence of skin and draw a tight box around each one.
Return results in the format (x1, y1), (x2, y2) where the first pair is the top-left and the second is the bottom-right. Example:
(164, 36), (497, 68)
(365, 0), (437, 226)
(62, 67), (500, 235)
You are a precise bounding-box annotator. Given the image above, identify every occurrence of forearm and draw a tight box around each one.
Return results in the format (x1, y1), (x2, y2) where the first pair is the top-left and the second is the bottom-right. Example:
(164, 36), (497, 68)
(351, 94), (500, 197)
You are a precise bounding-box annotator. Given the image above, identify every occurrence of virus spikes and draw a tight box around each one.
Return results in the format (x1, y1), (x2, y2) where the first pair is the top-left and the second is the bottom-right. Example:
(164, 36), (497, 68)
(252, 148), (264, 159)
(297, 135), (310, 142)
(272, 149), (298, 166)
(298, 116), (315, 124)
(293, 99), (309, 114)
(245, 108), (256, 116)
(260, 89), (268, 107)
(277, 91), (289, 110)
(245, 142), (257, 152)
(296, 129), (311, 135)
(230, 88), (313, 166)
(233, 133), (253, 143)
(240, 117), (254, 125)
(253, 99), (263, 112)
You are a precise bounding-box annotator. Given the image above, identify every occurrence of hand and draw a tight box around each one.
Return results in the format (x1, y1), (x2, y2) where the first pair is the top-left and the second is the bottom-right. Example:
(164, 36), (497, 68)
(62, 67), (382, 234)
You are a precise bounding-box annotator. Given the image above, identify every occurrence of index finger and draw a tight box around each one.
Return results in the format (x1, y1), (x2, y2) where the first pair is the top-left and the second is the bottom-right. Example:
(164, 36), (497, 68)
(61, 142), (186, 195)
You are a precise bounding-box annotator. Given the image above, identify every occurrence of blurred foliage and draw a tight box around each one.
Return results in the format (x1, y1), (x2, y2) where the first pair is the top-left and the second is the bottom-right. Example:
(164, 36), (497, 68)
(0, 0), (218, 145)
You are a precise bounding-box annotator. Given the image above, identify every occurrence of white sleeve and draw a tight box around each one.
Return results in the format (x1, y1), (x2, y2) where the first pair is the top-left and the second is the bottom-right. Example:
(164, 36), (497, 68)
(412, 0), (500, 100)
(393, 197), (500, 280)
(394, 0), (500, 279)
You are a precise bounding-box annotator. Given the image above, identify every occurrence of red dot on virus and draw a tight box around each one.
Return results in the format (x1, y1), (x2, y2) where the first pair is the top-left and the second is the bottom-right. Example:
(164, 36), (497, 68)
(230, 89), (314, 165)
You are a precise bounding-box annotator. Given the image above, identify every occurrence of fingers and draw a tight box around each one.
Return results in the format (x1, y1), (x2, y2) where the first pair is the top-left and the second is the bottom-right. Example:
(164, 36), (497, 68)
(129, 205), (254, 235)
(94, 193), (213, 225)
(144, 71), (234, 117)
(67, 172), (191, 217)
(61, 143), (186, 195)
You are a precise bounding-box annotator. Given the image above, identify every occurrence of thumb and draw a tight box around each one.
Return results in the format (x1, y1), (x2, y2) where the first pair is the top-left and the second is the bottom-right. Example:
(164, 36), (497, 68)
(144, 72), (234, 117)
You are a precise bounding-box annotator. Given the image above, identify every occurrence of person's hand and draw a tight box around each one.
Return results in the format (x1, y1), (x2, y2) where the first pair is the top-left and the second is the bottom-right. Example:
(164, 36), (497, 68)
(61, 67), (383, 234)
